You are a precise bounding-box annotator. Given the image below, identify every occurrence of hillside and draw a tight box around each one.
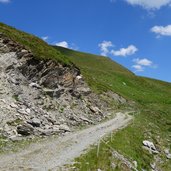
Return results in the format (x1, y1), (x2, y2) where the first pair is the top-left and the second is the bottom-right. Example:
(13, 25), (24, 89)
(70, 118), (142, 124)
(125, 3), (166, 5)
(54, 46), (171, 104)
(0, 23), (171, 170)
(54, 46), (171, 171)
(0, 23), (124, 153)
(0, 22), (70, 65)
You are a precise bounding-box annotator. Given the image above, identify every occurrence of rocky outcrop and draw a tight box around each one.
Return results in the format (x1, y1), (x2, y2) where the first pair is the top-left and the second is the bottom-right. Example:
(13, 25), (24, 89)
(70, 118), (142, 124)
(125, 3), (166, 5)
(0, 33), (127, 141)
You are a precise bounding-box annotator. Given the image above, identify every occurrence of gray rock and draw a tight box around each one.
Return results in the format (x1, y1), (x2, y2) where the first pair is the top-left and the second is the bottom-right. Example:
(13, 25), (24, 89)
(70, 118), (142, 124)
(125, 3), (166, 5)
(9, 135), (23, 142)
(10, 103), (18, 109)
(27, 118), (41, 127)
(90, 106), (101, 114)
(18, 108), (28, 115)
(43, 88), (55, 97)
(17, 123), (34, 136)
(40, 129), (54, 136)
(26, 108), (31, 114)
(59, 124), (70, 132)
(75, 87), (91, 96)
(79, 116), (93, 124)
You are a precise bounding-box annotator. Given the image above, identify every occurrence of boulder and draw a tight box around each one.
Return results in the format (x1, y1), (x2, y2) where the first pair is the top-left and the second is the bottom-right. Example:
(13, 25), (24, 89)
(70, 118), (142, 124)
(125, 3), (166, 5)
(27, 118), (41, 127)
(17, 123), (34, 136)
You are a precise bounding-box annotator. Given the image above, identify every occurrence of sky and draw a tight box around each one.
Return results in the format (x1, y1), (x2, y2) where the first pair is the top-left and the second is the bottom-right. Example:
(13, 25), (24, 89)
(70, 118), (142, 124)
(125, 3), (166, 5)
(0, 0), (171, 82)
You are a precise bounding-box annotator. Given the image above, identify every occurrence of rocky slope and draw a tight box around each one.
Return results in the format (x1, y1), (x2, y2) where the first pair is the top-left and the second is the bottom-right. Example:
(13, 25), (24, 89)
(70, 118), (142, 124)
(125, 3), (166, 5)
(0, 33), (127, 141)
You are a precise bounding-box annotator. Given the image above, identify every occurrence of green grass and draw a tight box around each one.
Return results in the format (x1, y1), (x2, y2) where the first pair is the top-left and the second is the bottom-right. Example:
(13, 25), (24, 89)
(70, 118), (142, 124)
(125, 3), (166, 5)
(53, 46), (171, 170)
(0, 23), (70, 65)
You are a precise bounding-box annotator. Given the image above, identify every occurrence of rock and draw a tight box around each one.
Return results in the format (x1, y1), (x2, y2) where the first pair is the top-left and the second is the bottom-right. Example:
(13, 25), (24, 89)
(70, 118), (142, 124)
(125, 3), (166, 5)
(79, 116), (93, 124)
(142, 140), (159, 154)
(150, 163), (156, 170)
(17, 123), (34, 136)
(26, 108), (31, 114)
(18, 108), (28, 115)
(43, 88), (55, 97)
(166, 153), (171, 159)
(133, 161), (138, 168)
(40, 129), (54, 136)
(27, 118), (41, 127)
(10, 103), (18, 109)
(21, 49), (28, 53)
(53, 88), (64, 98)
(9, 135), (23, 142)
(76, 75), (82, 80)
(164, 148), (170, 154)
(53, 125), (60, 132)
(97, 169), (102, 171)
(143, 140), (156, 150)
(111, 163), (116, 169)
(59, 124), (70, 132)
(75, 87), (91, 96)
(90, 106), (101, 114)
(29, 82), (41, 89)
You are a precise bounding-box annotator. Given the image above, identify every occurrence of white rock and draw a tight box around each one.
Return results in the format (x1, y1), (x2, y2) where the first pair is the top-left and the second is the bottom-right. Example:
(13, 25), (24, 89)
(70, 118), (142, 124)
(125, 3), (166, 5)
(59, 124), (70, 132)
(133, 161), (138, 168)
(26, 108), (31, 114)
(10, 103), (18, 109)
(29, 82), (41, 89)
(76, 75), (82, 80)
(143, 140), (156, 151)
(164, 148), (170, 154)
(167, 153), (171, 159)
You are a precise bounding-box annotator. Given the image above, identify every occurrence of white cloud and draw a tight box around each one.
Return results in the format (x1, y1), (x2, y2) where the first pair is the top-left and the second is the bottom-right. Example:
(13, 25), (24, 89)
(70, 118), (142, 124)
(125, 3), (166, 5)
(55, 41), (69, 48)
(132, 58), (156, 72)
(111, 45), (138, 57)
(41, 36), (49, 42)
(125, 0), (171, 10)
(98, 41), (113, 56)
(0, 0), (10, 3)
(133, 58), (152, 66)
(132, 65), (144, 72)
(151, 25), (171, 37)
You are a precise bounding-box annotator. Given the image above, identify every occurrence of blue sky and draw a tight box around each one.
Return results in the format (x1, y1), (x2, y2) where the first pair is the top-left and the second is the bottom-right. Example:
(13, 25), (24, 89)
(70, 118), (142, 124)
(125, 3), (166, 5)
(0, 0), (171, 82)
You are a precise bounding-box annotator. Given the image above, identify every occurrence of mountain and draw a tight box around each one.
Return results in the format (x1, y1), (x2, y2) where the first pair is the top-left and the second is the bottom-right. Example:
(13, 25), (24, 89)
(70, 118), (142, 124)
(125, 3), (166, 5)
(0, 22), (171, 170)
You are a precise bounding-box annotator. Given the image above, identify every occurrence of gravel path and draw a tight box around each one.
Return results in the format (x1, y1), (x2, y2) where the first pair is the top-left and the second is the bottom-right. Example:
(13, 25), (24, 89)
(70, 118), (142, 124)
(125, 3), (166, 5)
(0, 112), (132, 171)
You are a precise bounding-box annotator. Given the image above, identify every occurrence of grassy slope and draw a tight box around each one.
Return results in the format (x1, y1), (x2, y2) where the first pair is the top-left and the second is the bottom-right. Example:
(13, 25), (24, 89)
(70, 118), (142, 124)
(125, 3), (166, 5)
(0, 23), (70, 65)
(54, 46), (171, 171)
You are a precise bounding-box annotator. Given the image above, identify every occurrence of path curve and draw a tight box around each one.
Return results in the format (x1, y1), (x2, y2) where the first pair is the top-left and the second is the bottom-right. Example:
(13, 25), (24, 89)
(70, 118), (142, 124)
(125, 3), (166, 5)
(0, 112), (132, 171)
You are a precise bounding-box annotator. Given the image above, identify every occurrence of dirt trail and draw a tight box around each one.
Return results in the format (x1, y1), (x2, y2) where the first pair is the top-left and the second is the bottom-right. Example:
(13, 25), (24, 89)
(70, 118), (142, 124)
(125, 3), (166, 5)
(0, 112), (132, 171)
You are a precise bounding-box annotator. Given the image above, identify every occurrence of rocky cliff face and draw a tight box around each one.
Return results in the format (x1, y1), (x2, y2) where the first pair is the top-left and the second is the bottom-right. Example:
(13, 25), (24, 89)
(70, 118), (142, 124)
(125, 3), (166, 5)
(0, 34), (126, 141)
